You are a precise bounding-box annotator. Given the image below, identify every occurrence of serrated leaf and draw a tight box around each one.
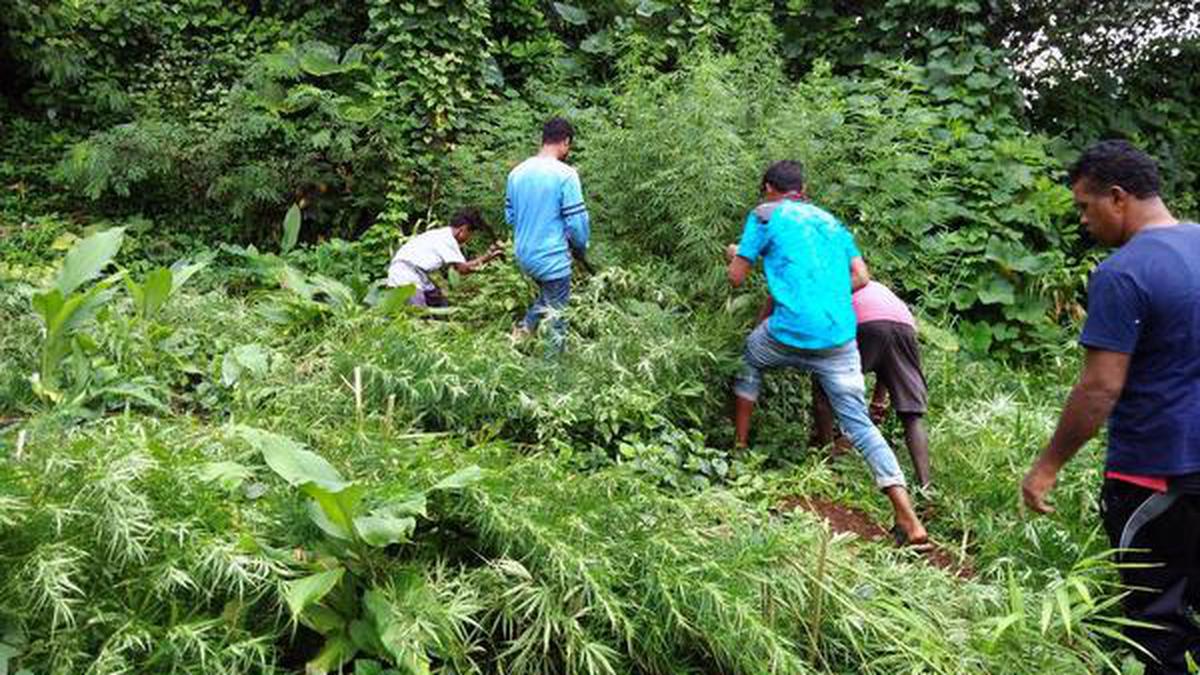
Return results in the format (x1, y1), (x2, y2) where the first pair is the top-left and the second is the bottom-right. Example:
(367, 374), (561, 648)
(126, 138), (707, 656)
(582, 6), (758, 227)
(552, 2), (589, 25)
(54, 227), (124, 295)
(284, 568), (345, 619)
(282, 203), (301, 254)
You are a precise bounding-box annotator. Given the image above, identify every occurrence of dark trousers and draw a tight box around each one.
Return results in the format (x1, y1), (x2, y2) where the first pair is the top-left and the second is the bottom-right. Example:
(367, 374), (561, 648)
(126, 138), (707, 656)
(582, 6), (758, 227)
(1101, 479), (1200, 674)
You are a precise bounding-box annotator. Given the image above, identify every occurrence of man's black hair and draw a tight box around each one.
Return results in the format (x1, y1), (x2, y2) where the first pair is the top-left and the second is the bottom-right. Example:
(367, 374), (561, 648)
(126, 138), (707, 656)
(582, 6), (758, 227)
(1068, 140), (1161, 198)
(450, 207), (490, 234)
(761, 160), (805, 193)
(542, 117), (574, 145)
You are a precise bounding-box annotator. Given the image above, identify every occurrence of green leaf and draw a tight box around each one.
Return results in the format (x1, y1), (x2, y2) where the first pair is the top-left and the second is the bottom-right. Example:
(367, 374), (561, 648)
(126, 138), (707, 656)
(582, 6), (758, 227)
(552, 2), (589, 25)
(222, 344), (271, 387)
(169, 258), (208, 293)
(235, 425), (348, 491)
(341, 44), (369, 67)
(430, 465), (482, 491)
(137, 267), (173, 318)
(917, 321), (959, 352)
(283, 568), (345, 620)
(310, 274), (356, 308)
(354, 513), (416, 547)
(282, 203), (301, 254)
(580, 30), (613, 55)
(335, 100), (382, 123)
(301, 605), (347, 635)
(636, 0), (667, 17)
(376, 285), (416, 315)
(302, 482), (367, 540)
(298, 41), (344, 77)
(306, 632), (358, 674)
(976, 276), (1015, 305)
(959, 321), (993, 354)
(54, 227), (125, 296)
(197, 461), (254, 492)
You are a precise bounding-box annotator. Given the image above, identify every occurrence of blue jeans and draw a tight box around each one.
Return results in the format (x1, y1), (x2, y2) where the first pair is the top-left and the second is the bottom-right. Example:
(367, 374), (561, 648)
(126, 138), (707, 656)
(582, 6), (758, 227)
(522, 276), (570, 353)
(734, 323), (907, 489)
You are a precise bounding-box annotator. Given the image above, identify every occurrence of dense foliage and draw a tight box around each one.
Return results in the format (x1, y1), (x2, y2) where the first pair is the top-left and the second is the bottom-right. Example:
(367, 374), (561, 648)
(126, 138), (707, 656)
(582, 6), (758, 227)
(3, 1), (1198, 673)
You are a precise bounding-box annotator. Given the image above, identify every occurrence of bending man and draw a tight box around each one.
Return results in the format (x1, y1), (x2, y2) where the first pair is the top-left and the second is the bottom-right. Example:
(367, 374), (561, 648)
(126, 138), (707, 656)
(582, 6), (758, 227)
(728, 160), (928, 548)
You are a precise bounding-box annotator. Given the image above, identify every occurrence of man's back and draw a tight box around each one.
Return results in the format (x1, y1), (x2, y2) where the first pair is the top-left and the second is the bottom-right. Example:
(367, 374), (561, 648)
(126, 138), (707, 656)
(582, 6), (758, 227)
(1082, 223), (1200, 474)
(738, 200), (859, 349)
(506, 157), (588, 282)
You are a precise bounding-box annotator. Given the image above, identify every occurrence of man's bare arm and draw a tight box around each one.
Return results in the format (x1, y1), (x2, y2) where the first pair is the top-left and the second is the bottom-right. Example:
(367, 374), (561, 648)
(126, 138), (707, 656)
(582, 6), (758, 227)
(1022, 348), (1130, 513)
(850, 256), (870, 291)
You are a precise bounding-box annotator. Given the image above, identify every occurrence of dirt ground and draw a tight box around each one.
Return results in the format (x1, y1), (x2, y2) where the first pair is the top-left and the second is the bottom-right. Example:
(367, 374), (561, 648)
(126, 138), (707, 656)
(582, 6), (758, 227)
(778, 495), (974, 579)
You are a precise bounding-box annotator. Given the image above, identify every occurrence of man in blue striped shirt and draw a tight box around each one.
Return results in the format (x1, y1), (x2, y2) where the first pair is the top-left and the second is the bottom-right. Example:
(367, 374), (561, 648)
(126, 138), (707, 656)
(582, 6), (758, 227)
(505, 117), (590, 352)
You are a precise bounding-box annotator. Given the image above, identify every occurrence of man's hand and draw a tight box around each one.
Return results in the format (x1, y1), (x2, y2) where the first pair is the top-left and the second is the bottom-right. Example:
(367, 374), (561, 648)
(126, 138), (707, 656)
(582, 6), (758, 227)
(1021, 460), (1059, 514)
(725, 243), (738, 263)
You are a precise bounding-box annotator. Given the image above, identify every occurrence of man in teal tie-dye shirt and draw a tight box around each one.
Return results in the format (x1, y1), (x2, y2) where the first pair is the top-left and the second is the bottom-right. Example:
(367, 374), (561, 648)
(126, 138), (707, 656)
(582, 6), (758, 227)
(727, 160), (928, 548)
(505, 117), (590, 352)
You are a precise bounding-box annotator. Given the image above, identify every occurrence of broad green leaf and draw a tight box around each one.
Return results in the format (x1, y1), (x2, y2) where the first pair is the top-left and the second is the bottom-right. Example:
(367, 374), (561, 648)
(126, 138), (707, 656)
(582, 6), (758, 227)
(349, 617), (388, 659)
(300, 605), (347, 635)
(197, 461), (254, 491)
(384, 492), (427, 520)
(138, 267), (173, 318)
(278, 265), (316, 300)
(302, 482), (367, 540)
(376, 285), (416, 315)
(53, 227), (124, 296)
(636, 0), (667, 16)
(31, 289), (64, 326)
(50, 281), (119, 337)
(310, 274), (356, 308)
(222, 344), (270, 386)
(1002, 293), (1050, 325)
(334, 100), (382, 123)
(958, 321), (993, 354)
(580, 30), (613, 55)
(354, 513), (416, 547)
(284, 567), (345, 619)
(169, 258), (207, 293)
(365, 587), (432, 675)
(552, 2), (589, 25)
(282, 203), (301, 254)
(976, 276), (1015, 305)
(298, 41), (344, 77)
(341, 44), (368, 67)
(430, 465), (482, 491)
(235, 425), (348, 491)
(305, 632), (357, 675)
(917, 321), (959, 352)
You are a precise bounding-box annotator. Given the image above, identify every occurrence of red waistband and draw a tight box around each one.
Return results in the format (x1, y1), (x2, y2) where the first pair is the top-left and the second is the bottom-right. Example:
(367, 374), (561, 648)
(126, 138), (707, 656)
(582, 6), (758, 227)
(1105, 471), (1168, 493)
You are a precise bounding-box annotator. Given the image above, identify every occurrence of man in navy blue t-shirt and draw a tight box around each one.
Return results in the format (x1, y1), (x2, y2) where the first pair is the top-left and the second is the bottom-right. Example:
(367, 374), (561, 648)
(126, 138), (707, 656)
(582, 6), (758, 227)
(1022, 140), (1200, 674)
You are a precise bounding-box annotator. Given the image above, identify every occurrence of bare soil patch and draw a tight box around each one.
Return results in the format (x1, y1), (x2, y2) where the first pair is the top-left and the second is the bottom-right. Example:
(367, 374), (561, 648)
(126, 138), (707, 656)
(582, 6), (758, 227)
(778, 495), (974, 579)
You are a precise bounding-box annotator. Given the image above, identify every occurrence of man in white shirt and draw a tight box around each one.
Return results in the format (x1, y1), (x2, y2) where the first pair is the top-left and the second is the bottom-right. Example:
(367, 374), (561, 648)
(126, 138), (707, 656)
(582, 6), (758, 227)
(386, 208), (503, 306)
